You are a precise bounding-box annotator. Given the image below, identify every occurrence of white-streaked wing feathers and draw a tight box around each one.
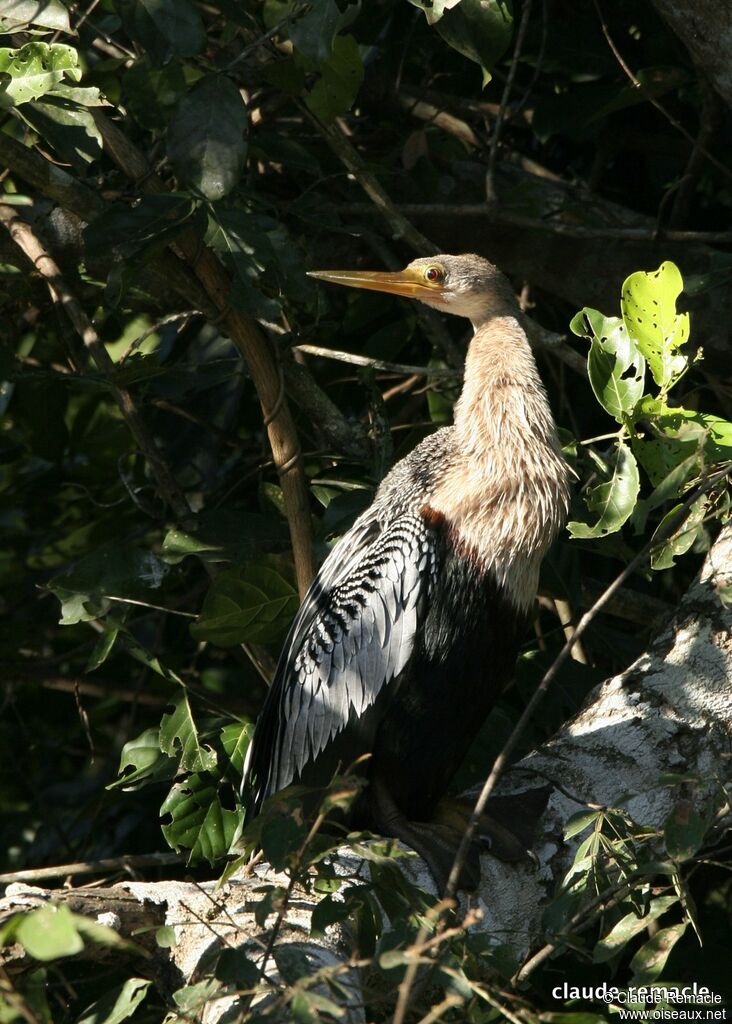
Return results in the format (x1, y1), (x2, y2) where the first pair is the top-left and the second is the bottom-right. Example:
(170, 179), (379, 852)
(249, 511), (438, 807)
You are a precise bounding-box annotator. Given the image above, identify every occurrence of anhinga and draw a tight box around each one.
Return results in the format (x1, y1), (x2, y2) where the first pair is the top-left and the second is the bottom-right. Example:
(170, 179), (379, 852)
(243, 254), (571, 888)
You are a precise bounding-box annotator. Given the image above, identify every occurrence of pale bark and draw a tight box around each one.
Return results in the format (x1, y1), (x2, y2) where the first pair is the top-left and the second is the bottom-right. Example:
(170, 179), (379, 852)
(2, 526), (730, 1019)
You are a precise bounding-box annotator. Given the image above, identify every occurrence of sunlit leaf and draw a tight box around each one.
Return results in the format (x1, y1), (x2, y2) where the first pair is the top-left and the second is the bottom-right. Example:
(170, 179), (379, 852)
(433, 0), (514, 85)
(630, 923), (687, 985)
(569, 441), (640, 538)
(621, 262), (689, 391)
(570, 308), (645, 422)
(16, 905), (84, 961)
(650, 495), (709, 570)
(1, 0), (70, 32)
(110, 727), (176, 791)
(408, 0), (463, 26)
(593, 895), (678, 962)
(76, 977), (151, 1024)
(159, 692), (217, 773)
(160, 773), (242, 863)
(0, 43), (81, 107)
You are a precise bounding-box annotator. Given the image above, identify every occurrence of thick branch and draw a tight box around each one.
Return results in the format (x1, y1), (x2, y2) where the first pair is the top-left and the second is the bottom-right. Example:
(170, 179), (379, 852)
(90, 111), (315, 596)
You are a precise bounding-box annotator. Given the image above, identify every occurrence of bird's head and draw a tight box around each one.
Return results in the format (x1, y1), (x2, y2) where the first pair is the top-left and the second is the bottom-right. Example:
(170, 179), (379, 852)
(308, 253), (517, 328)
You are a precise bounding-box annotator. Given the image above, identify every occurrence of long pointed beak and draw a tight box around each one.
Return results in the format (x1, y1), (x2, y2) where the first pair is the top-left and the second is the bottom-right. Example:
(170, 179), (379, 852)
(307, 267), (444, 301)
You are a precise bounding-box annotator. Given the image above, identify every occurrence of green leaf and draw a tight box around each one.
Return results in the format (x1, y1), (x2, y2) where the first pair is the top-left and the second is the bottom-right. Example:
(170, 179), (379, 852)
(171, 980), (221, 1014)
(132, 0), (206, 65)
(664, 801), (707, 861)
(160, 773), (242, 863)
(304, 35), (364, 121)
(49, 544), (170, 625)
(86, 625), (120, 673)
(433, 0), (514, 85)
(621, 262), (689, 390)
(84, 194), (199, 264)
(650, 495), (709, 571)
(122, 56), (188, 131)
(289, 0), (342, 62)
(630, 923), (687, 985)
(21, 84), (103, 168)
(564, 809), (602, 840)
(572, 308), (645, 422)
(593, 895), (678, 962)
(16, 905), (84, 961)
(568, 442), (640, 538)
(159, 692), (217, 773)
(1, 0), (70, 33)
(205, 209), (283, 319)
(167, 76), (248, 202)
(110, 727), (176, 791)
(76, 978), (151, 1024)
(162, 510), (288, 565)
(632, 450), (701, 534)
(408, 0), (463, 26)
(220, 721), (254, 777)
(0, 43), (81, 107)
(260, 813), (307, 870)
(191, 563), (299, 647)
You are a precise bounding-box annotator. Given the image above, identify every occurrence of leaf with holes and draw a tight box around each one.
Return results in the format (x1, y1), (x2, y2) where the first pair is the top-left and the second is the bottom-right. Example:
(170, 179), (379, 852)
(160, 773), (242, 863)
(571, 308), (645, 422)
(160, 692), (217, 773)
(110, 728), (176, 791)
(621, 262), (689, 391)
(0, 42), (81, 107)
(569, 442), (640, 539)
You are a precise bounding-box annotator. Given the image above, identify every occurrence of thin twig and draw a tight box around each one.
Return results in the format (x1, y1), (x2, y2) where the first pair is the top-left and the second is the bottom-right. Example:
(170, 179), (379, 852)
(90, 110), (315, 596)
(486, 0), (533, 200)
(593, 0), (732, 186)
(0, 852), (184, 885)
(295, 344), (458, 379)
(337, 200), (732, 243)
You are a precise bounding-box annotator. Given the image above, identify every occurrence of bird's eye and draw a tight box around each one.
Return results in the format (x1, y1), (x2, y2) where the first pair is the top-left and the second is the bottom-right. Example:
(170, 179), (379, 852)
(424, 266), (443, 283)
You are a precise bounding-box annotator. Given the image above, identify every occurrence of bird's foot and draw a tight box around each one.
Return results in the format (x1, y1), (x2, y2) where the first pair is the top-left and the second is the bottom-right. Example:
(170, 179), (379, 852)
(432, 785), (552, 863)
(369, 779), (482, 893)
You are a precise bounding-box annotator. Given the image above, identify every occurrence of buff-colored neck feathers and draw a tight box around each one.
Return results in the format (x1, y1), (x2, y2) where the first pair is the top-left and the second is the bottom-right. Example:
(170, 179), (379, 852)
(430, 315), (571, 610)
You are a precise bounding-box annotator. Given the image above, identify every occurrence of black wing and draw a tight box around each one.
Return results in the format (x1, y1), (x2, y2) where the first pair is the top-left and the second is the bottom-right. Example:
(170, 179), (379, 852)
(244, 510), (438, 815)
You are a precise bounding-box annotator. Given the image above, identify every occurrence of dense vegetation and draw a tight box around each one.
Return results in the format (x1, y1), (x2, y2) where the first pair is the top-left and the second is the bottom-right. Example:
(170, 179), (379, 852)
(1, 0), (731, 1021)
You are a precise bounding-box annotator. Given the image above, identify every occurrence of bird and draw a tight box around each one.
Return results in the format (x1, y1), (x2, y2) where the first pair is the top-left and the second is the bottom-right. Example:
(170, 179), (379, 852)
(242, 254), (571, 890)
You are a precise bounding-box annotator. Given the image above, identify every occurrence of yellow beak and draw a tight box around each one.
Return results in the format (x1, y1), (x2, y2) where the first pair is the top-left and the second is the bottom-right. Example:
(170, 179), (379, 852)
(307, 267), (445, 301)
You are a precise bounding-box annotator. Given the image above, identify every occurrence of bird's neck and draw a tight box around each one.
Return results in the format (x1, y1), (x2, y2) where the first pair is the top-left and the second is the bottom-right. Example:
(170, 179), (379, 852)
(429, 314), (570, 610)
